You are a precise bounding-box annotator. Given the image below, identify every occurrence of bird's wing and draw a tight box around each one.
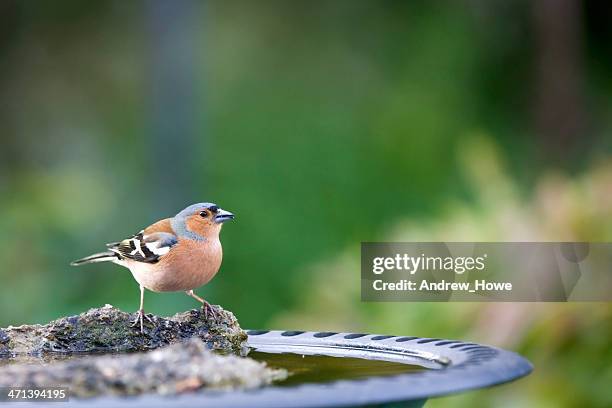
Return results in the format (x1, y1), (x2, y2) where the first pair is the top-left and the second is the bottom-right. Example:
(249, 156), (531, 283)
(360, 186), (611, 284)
(108, 231), (178, 264)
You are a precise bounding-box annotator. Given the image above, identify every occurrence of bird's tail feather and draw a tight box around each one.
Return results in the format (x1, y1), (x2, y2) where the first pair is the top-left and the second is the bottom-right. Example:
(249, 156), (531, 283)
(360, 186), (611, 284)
(71, 251), (118, 266)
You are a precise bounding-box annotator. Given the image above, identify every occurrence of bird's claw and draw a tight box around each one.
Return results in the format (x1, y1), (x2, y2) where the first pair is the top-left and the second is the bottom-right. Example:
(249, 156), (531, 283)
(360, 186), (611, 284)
(130, 309), (154, 333)
(201, 301), (219, 320)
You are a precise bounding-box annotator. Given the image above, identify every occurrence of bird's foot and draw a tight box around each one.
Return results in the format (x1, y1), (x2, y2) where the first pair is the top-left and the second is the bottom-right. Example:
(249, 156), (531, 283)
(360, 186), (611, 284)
(130, 309), (154, 333)
(201, 301), (219, 320)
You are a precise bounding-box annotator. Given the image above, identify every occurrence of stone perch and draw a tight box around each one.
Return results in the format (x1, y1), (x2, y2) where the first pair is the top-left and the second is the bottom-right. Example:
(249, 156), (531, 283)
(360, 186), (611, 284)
(0, 304), (247, 356)
(0, 305), (288, 397)
(0, 338), (287, 397)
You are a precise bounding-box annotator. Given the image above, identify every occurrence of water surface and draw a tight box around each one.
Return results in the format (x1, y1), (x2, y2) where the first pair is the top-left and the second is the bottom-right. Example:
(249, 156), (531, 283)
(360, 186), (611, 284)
(250, 351), (426, 386)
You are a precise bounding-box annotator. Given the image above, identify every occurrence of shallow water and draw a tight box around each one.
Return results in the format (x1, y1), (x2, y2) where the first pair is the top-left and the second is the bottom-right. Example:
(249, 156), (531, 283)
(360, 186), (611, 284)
(250, 351), (426, 386)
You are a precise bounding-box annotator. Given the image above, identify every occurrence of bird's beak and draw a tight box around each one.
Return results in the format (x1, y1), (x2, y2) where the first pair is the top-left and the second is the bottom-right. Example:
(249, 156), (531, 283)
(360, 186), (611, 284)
(214, 209), (235, 223)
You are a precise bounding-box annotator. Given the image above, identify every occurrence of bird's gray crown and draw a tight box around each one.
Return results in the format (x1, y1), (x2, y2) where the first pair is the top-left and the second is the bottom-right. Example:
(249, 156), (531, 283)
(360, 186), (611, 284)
(174, 202), (217, 219)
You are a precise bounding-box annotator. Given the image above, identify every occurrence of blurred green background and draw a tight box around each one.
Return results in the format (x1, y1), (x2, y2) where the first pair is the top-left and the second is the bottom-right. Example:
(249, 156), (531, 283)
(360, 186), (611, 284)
(0, 1), (611, 406)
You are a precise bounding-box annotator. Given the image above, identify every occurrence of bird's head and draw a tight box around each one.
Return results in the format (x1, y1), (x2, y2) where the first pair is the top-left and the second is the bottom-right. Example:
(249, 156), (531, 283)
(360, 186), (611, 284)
(175, 202), (234, 239)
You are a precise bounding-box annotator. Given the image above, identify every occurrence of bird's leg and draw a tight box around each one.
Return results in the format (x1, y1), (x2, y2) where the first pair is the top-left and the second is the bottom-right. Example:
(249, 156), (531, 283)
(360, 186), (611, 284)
(130, 285), (153, 333)
(185, 290), (218, 319)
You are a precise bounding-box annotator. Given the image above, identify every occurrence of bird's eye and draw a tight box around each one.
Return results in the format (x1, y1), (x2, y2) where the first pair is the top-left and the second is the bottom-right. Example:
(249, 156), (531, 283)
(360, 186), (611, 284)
(199, 211), (208, 218)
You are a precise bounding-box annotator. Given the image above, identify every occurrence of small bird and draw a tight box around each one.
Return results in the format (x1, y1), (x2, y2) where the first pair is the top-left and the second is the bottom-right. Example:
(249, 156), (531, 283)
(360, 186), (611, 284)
(71, 202), (234, 332)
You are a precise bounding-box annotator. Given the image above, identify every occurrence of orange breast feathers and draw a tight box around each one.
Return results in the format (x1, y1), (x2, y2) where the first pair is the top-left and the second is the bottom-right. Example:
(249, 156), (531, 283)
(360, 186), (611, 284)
(157, 237), (223, 289)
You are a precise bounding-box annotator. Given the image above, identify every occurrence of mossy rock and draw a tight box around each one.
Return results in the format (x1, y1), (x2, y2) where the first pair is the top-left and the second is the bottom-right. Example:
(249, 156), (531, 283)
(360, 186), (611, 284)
(0, 304), (247, 356)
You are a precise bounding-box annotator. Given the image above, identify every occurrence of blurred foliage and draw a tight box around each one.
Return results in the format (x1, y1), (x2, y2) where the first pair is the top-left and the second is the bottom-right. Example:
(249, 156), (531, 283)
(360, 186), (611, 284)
(273, 139), (612, 407)
(0, 1), (611, 406)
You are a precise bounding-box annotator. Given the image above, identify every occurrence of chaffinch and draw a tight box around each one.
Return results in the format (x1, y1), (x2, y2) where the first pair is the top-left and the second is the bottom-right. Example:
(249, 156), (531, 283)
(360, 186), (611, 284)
(71, 202), (235, 332)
